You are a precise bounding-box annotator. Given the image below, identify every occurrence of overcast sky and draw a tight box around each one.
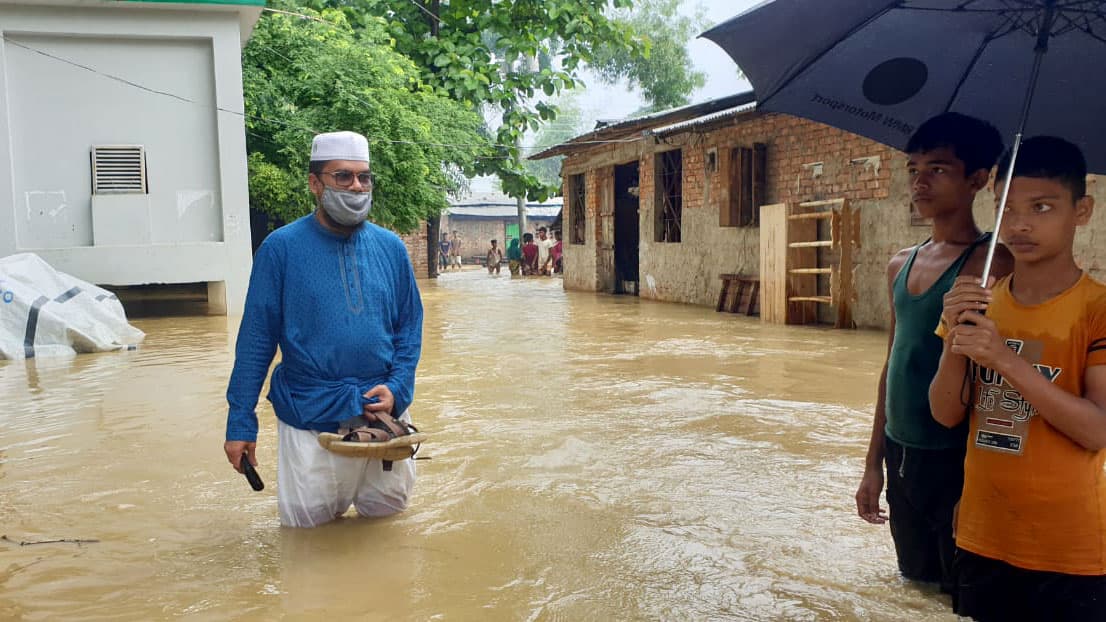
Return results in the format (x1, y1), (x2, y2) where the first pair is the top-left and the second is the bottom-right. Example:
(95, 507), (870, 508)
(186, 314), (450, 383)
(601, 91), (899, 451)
(576, 0), (762, 121)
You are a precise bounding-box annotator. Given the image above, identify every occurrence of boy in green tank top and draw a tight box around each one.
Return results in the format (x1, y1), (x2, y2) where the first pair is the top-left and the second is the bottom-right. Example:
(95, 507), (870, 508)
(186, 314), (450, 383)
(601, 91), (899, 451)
(854, 113), (1013, 594)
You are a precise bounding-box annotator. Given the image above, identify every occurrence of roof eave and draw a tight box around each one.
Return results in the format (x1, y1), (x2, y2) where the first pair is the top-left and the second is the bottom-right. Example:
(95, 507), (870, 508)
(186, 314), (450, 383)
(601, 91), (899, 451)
(650, 102), (760, 138)
(529, 90), (756, 161)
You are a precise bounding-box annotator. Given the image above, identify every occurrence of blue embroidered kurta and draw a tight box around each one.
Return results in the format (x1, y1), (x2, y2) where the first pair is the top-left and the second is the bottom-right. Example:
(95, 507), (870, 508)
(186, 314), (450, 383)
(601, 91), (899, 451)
(225, 214), (423, 442)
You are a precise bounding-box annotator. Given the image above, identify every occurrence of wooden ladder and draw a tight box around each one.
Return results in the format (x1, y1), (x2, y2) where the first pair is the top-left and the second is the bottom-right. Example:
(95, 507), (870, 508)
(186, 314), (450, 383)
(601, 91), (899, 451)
(717, 274), (759, 316)
(786, 199), (858, 328)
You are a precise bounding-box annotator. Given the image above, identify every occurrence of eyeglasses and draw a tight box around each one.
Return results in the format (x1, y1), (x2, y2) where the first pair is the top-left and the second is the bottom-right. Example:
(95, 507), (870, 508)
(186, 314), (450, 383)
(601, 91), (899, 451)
(320, 170), (373, 188)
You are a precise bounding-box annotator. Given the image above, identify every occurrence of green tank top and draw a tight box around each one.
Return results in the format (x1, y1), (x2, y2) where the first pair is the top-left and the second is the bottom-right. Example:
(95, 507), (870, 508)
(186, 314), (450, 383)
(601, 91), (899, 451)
(883, 233), (990, 449)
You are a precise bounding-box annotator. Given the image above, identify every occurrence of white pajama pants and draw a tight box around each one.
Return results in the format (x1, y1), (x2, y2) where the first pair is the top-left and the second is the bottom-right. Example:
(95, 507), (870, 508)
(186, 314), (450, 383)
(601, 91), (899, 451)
(276, 413), (416, 528)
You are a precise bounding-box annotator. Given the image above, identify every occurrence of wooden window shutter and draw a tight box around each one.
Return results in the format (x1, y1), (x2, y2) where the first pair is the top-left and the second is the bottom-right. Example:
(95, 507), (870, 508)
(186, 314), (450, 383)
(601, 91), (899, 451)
(570, 173), (586, 245)
(731, 147), (752, 226)
(725, 143), (768, 227)
(752, 142), (767, 226)
(721, 149), (739, 227)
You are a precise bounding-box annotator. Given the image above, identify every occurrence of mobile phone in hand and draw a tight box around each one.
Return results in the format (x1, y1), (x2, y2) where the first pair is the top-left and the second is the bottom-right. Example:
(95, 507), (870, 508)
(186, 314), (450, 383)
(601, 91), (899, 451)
(240, 453), (264, 491)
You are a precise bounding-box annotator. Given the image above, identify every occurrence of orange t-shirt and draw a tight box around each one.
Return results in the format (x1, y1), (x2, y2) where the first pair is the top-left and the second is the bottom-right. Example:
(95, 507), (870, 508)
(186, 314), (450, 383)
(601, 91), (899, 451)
(941, 273), (1106, 574)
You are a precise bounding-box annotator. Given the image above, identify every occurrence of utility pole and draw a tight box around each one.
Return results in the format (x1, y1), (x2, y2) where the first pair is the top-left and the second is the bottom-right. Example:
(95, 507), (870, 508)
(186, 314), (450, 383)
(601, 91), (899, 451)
(424, 0), (443, 278)
(513, 53), (539, 239)
(516, 135), (528, 236)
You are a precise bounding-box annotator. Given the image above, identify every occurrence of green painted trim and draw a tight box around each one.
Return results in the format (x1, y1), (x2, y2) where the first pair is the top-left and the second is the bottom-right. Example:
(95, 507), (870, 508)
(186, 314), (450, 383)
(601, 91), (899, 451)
(119, 0), (266, 7)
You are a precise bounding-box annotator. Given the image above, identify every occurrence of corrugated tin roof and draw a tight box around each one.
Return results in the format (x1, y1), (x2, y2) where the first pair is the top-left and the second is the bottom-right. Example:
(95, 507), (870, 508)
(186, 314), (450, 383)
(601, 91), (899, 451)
(447, 191), (561, 218)
(528, 91), (756, 160)
(450, 191), (562, 209)
(650, 102), (758, 137)
(449, 205), (561, 219)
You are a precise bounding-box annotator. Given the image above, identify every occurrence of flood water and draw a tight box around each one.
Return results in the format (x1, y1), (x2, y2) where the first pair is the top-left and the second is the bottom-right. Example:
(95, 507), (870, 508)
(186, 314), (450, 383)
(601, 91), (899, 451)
(1, 270), (959, 621)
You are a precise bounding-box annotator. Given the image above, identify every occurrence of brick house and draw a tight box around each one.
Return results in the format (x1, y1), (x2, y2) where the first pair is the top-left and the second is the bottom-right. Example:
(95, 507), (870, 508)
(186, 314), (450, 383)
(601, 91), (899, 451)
(531, 92), (1106, 330)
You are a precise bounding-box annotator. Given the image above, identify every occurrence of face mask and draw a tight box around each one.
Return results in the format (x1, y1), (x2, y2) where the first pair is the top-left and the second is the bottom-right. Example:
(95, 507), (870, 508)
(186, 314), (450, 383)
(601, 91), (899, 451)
(320, 186), (372, 227)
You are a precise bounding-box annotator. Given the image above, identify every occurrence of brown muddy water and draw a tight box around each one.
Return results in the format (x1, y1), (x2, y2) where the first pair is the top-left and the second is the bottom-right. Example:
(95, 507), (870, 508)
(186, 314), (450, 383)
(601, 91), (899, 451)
(0, 270), (958, 621)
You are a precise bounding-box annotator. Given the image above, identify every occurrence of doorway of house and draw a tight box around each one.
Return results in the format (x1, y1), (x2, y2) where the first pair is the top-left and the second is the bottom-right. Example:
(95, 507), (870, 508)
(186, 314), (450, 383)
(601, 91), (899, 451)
(613, 162), (640, 295)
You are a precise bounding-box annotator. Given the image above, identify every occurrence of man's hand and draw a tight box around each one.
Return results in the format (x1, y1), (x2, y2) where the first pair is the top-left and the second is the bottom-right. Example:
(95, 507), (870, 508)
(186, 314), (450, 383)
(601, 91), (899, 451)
(856, 467), (888, 524)
(949, 312), (1015, 370)
(225, 440), (257, 474)
(363, 384), (395, 419)
(942, 275), (994, 329)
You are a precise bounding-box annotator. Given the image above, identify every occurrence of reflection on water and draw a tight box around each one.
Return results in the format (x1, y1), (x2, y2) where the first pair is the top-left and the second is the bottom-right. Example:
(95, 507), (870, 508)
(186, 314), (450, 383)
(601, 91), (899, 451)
(0, 270), (956, 620)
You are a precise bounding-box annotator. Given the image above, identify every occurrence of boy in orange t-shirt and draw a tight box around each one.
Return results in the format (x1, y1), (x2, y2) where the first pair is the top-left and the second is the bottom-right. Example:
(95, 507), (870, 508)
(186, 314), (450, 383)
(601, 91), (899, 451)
(930, 136), (1106, 621)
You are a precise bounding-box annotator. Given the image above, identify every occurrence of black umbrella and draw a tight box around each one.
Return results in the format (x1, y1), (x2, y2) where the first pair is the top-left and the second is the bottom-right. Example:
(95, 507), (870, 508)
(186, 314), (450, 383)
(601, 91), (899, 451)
(702, 0), (1106, 282)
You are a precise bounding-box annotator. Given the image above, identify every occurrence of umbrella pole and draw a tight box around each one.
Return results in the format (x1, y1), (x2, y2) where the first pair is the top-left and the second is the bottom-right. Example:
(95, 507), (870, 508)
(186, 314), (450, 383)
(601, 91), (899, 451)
(980, 2), (1056, 284)
(983, 134), (1025, 283)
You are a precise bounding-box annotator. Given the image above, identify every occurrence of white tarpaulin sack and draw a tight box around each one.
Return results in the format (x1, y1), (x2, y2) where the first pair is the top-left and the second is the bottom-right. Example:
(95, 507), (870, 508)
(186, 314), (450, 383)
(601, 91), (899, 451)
(0, 253), (145, 359)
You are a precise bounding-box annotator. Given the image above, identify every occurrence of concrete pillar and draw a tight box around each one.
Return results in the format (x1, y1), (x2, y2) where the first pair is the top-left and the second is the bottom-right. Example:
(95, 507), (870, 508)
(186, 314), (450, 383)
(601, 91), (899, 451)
(207, 280), (227, 315)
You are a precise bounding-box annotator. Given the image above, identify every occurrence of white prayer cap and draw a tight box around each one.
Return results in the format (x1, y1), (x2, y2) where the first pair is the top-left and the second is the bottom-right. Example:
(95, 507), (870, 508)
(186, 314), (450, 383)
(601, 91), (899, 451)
(310, 131), (370, 163)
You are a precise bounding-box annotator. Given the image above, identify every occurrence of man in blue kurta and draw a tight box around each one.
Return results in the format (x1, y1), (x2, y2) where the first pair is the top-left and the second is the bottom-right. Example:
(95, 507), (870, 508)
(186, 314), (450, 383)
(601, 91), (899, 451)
(223, 131), (423, 528)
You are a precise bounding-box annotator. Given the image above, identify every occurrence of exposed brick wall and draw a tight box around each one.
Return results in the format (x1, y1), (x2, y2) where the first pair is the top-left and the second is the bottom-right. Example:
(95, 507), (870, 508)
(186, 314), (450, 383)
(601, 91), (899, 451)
(442, 220), (505, 265)
(705, 113), (897, 207)
(398, 220), (429, 279)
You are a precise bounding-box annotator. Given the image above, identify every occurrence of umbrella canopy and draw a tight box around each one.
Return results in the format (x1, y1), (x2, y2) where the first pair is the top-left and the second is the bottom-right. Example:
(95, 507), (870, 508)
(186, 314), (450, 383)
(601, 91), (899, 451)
(702, 1), (1106, 172)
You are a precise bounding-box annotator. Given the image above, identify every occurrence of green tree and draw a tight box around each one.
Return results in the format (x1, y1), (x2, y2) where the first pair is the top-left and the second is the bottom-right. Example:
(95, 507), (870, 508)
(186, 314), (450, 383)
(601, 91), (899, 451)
(522, 93), (591, 189)
(242, 3), (488, 232)
(590, 0), (709, 113)
(304, 0), (641, 202)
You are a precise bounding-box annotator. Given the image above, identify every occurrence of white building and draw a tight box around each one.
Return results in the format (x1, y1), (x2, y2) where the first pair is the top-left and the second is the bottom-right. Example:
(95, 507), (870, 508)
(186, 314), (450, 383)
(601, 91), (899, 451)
(0, 0), (262, 314)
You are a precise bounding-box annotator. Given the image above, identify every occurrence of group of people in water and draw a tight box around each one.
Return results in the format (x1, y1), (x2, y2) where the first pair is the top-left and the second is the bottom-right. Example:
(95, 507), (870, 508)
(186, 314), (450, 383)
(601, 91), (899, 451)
(440, 227), (562, 277)
(499, 226), (562, 276)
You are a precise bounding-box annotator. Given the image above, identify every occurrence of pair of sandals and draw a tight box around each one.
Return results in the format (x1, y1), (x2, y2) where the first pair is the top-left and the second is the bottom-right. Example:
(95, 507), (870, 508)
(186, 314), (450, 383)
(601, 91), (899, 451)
(317, 413), (426, 470)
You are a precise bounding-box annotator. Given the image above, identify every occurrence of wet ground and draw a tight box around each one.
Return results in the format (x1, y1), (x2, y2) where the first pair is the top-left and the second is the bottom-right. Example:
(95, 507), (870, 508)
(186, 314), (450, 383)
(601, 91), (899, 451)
(0, 270), (958, 620)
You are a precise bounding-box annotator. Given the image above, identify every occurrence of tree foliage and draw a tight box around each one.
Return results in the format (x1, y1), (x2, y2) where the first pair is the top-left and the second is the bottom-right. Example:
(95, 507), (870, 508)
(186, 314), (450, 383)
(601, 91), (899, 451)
(242, 3), (488, 232)
(589, 0), (708, 113)
(246, 0), (708, 224)
(304, 0), (641, 201)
